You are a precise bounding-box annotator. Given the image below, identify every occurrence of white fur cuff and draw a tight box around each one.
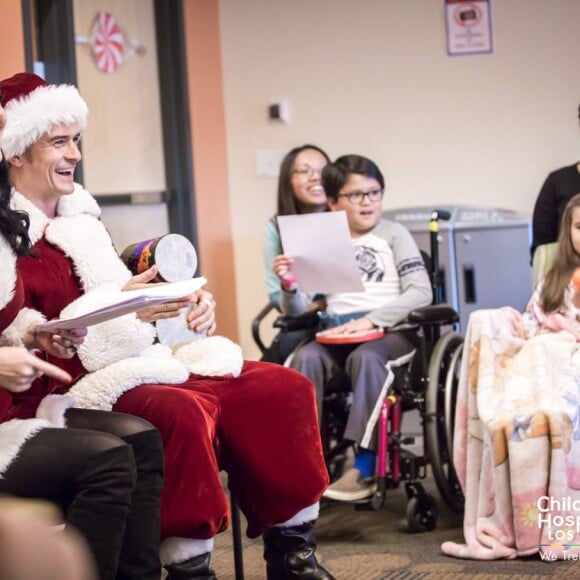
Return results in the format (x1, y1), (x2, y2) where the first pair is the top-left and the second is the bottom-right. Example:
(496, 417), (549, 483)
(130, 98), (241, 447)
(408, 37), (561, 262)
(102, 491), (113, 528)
(0, 308), (46, 347)
(35, 394), (76, 428)
(174, 336), (244, 378)
(275, 502), (320, 527)
(160, 537), (214, 566)
(0, 419), (52, 476)
(68, 356), (189, 411)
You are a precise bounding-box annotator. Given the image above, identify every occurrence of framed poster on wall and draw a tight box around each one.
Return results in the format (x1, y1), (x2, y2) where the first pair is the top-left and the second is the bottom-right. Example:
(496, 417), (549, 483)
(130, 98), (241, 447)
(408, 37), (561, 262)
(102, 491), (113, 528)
(445, 0), (493, 56)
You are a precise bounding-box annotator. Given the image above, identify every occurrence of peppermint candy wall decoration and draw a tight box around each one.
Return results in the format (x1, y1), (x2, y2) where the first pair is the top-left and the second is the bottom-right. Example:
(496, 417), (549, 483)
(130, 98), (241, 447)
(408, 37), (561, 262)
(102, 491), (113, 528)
(76, 12), (146, 74)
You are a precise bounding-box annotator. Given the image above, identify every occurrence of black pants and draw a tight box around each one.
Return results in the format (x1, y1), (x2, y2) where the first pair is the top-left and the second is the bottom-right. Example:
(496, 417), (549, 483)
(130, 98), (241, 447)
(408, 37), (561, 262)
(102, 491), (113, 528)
(0, 408), (164, 580)
(261, 328), (316, 364)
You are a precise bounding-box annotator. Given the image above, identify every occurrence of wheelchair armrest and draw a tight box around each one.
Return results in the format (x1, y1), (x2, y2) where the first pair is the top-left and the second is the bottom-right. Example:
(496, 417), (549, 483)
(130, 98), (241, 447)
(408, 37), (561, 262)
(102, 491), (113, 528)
(252, 302), (279, 354)
(407, 304), (459, 326)
(273, 311), (321, 333)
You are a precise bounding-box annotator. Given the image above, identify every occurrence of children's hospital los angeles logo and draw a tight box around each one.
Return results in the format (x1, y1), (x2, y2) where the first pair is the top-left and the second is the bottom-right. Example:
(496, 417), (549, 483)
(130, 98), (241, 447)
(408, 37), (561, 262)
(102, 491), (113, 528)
(537, 495), (580, 560)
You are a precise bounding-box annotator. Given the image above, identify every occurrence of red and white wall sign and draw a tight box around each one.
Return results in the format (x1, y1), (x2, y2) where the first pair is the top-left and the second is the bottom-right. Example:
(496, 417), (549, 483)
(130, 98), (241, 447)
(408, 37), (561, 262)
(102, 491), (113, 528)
(445, 0), (493, 56)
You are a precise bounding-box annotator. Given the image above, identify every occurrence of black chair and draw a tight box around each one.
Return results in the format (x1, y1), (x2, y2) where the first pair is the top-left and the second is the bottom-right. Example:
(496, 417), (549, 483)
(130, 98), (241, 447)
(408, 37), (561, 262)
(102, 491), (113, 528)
(230, 495), (244, 580)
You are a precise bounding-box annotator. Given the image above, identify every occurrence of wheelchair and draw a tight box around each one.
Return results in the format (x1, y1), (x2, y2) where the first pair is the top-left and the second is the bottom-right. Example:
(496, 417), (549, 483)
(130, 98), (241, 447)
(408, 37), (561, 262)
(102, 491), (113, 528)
(252, 210), (465, 532)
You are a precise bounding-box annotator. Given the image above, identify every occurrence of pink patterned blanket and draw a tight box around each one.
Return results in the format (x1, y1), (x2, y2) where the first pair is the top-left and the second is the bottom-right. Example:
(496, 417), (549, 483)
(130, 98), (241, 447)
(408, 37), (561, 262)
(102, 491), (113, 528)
(442, 308), (580, 561)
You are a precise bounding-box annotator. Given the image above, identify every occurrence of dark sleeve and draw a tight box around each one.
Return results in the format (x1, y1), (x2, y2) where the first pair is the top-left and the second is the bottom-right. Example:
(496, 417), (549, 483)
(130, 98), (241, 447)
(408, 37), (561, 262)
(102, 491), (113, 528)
(0, 388), (13, 423)
(0, 158), (9, 196)
(531, 173), (559, 259)
(0, 278), (24, 334)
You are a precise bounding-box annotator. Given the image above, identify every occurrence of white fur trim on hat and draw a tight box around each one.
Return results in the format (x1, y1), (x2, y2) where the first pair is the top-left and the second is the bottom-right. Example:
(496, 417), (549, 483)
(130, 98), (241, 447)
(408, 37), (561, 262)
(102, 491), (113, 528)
(2, 84), (88, 159)
(174, 335), (244, 378)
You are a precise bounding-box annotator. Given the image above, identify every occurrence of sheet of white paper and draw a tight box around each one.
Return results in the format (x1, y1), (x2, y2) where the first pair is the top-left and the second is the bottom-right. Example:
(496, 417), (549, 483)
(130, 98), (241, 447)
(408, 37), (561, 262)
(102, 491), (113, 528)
(37, 277), (207, 332)
(277, 212), (363, 294)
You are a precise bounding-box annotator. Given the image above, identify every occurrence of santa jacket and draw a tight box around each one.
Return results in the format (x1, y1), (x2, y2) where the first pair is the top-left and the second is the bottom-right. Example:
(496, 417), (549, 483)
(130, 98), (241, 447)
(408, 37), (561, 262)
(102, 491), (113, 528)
(0, 233), (53, 475)
(1, 184), (243, 449)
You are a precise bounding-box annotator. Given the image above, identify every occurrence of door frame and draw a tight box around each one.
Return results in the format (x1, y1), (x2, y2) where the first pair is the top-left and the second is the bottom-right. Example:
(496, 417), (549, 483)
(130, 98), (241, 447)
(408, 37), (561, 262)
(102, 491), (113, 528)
(21, 0), (198, 252)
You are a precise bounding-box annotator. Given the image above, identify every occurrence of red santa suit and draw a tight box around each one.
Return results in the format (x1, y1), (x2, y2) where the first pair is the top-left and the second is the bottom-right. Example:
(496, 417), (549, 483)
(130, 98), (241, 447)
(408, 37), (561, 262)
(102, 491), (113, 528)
(6, 184), (328, 542)
(0, 233), (55, 475)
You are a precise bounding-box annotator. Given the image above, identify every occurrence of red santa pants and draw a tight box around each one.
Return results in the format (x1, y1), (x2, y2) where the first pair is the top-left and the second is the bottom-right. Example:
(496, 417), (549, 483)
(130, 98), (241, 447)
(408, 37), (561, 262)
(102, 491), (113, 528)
(113, 361), (328, 540)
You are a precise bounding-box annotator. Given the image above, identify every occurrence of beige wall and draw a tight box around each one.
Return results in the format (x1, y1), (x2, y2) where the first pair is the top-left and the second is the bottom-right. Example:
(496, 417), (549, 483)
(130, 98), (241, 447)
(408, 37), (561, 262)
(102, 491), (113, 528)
(3, 1), (580, 359)
(219, 0), (580, 359)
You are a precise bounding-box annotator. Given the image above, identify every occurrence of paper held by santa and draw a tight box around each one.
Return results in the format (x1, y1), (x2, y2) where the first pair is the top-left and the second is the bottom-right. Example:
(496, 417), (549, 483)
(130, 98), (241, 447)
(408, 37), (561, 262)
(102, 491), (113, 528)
(37, 277), (207, 332)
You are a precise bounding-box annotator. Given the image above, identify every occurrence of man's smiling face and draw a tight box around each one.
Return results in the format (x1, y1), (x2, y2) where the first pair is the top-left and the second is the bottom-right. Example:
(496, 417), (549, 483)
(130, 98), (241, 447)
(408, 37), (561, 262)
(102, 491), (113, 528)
(14, 122), (82, 201)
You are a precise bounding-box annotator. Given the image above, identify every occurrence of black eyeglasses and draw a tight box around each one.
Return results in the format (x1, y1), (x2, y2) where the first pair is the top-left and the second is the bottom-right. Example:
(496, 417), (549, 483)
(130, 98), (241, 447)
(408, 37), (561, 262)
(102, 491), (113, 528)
(291, 165), (324, 177)
(337, 189), (384, 204)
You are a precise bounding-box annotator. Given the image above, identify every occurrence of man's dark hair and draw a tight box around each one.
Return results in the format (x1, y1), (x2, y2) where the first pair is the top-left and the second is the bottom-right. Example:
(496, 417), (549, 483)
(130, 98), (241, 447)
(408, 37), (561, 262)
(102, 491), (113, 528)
(322, 154), (385, 201)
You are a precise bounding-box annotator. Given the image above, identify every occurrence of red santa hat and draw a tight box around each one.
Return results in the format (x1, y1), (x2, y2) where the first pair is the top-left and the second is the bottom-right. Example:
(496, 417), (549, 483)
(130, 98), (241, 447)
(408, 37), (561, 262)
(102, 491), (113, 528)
(0, 72), (88, 159)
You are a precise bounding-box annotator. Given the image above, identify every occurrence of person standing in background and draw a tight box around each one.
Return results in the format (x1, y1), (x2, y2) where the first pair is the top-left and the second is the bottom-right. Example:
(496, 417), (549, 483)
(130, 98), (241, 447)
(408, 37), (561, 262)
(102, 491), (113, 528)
(531, 104), (580, 258)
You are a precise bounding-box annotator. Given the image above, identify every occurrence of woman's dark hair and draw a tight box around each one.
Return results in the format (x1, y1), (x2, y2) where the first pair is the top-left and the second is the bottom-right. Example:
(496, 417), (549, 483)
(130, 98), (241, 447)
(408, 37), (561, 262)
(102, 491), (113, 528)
(0, 157), (31, 255)
(276, 144), (330, 216)
(322, 154), (385, 201)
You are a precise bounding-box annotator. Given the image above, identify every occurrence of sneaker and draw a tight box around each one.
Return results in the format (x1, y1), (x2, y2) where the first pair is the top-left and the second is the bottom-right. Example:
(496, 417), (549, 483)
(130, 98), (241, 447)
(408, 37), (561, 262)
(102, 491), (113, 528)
(322, 468), (377, 502)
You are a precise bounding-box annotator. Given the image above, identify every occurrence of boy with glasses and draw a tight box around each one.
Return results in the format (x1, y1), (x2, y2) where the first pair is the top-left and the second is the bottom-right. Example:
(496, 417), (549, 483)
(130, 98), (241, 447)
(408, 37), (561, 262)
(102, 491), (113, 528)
(274, 154), (432, 501)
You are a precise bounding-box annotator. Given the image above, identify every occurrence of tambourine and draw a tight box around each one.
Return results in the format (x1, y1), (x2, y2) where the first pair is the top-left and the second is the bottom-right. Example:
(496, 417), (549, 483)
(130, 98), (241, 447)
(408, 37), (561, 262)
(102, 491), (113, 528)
(120, 234), (198, 283)
(315, 328), (385, 345)
(120, 234), (201, 346)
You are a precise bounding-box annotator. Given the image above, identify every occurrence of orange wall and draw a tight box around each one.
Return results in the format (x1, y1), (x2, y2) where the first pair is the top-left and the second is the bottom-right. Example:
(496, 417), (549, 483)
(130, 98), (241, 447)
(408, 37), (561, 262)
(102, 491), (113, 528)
(0, 0), (26, 79)
(182, 0), (238, 341)
(0, 0), (238, 340)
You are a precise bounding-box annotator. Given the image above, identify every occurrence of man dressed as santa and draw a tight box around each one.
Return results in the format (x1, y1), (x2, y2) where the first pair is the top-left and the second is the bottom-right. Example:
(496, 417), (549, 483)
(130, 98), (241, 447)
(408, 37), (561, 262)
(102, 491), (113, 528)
(0, 72), (333, 580)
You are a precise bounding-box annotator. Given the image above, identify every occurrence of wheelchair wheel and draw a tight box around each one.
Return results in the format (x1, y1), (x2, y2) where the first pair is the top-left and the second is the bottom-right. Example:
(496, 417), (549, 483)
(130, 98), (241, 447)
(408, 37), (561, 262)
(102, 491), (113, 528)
(406, 494), (438, 533)
(425, 331), (465, 513)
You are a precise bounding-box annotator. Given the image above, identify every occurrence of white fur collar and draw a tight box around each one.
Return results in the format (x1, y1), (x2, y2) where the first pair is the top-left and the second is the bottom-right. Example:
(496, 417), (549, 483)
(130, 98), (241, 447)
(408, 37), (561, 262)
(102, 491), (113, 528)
(10, 183), (101, 245)
(7, 184), (244, 389)
(11, 184), (130, 290)
(0, 234), (17, 311)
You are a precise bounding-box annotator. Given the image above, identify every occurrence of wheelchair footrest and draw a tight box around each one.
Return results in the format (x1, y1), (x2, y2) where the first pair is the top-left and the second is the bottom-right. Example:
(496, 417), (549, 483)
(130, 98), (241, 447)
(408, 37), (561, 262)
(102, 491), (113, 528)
(399, 448), (427, 481)
(354, 490), (386, 512)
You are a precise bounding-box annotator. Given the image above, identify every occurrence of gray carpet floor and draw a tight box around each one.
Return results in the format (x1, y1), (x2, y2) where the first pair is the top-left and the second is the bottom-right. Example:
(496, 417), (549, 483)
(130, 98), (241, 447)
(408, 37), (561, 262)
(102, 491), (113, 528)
(212, 473), (574, 580)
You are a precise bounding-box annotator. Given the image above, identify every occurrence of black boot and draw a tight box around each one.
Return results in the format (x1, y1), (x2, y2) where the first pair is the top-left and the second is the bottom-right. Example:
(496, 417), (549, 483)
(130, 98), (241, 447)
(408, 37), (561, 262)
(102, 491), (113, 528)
(65, 408), (165, 580)
(263, 522), (335, 579)
(164, 553), (217, 580)
(116, 429), (165, 580)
